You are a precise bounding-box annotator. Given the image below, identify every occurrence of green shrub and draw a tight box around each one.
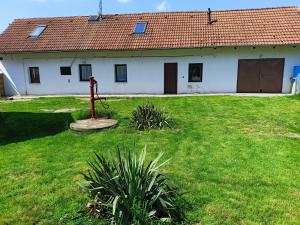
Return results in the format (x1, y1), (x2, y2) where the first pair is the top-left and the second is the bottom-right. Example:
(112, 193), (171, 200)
(130, 103), (171, 130)
(73, 109), (115, 121)
(82, 145), (184, 225)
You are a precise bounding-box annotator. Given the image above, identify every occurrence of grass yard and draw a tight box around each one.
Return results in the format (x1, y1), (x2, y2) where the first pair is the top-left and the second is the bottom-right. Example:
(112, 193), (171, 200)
(0, 95), (300, 225)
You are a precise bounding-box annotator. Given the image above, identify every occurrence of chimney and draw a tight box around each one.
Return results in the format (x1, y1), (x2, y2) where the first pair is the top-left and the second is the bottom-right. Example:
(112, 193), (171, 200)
(208, 8), (217, 25)
(208, 8), (212, 25)
(98, 0), (103, 20)
(89, 0), (102, 21)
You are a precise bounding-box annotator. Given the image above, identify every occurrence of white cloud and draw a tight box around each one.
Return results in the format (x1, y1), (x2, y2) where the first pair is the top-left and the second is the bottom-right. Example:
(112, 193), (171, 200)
(157, 1), (170, 12)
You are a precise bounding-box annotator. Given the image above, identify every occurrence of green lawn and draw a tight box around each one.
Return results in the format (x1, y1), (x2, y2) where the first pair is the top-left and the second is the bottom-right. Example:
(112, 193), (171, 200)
(0, 95), (300, 225)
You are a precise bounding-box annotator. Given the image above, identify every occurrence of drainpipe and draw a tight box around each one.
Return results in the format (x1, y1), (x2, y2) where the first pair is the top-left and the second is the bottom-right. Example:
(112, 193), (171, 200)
(22, 59), (28, 95)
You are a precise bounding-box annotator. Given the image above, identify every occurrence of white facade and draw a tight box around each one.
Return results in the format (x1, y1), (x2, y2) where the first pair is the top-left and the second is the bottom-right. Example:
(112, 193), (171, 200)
(1, 46), (299, 96)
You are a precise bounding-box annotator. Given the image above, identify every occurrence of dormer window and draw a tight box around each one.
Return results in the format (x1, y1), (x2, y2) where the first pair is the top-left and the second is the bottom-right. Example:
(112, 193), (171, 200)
(30, 25), (47, 38)
(133, 22), (147, 34)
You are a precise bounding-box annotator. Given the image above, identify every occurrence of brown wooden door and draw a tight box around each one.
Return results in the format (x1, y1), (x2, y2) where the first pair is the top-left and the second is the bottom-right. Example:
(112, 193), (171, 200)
(237, 59), (260, 93)
(237, 58), (284, 93)
(260, 59), (284, 93)
(164, 63), (178, 94)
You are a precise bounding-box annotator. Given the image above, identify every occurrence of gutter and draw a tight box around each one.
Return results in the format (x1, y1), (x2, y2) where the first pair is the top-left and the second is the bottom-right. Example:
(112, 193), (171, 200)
(0, 43), (300, 55)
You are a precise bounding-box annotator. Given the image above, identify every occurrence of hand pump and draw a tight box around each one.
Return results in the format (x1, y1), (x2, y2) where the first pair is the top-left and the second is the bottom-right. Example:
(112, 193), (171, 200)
(89, 76), (107, 119)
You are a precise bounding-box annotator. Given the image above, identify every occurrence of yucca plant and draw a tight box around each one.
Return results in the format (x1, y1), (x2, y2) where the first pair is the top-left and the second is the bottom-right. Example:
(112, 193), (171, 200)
(82, 145), (184, 225)
(130, 103), (171, 130)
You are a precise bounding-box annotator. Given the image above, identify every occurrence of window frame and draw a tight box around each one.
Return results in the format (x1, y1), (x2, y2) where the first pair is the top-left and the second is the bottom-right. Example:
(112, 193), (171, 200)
(79, 64), (92, 82)
(115, 64), (128, 83)
(133, 22), (148, 34)
(188, 63), (203, 83)
(60, 66), (72, 76)
(29, 67), (41, 84)
(30, 25), (47, 38)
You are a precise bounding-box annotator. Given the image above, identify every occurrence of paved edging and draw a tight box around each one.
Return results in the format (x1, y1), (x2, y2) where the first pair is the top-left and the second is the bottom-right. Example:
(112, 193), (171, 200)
(8, 93), (293, 99)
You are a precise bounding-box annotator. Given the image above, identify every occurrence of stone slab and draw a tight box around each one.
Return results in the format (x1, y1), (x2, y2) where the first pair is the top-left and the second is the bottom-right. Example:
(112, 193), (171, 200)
(70, 119), (118, 132)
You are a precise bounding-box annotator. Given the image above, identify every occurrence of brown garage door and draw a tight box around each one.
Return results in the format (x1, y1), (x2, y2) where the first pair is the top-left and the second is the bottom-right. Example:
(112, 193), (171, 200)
(164, 63), (178, 94)
(237, 59), (284, 93)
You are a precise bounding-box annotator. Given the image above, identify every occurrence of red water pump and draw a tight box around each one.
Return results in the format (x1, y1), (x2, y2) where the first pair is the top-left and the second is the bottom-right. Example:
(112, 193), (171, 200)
(89, 76), (108, 119)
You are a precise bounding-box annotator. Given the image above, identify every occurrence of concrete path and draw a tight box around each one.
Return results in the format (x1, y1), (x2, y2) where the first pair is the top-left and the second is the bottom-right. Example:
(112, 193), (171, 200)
(8, 93), (293, 99)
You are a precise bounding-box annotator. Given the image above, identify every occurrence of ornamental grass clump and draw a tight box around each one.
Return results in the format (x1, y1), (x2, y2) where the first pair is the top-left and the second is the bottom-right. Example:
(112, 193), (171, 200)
(82, 145), (184, 225)
(130, 103), (171, 130)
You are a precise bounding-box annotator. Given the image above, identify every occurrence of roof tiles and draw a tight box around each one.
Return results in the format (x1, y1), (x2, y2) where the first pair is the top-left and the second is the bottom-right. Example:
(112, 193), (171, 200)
(0, 6), (300, 53)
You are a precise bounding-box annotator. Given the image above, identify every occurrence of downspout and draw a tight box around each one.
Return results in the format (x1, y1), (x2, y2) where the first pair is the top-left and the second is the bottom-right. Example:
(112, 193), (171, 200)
(22, 59), (28, 95)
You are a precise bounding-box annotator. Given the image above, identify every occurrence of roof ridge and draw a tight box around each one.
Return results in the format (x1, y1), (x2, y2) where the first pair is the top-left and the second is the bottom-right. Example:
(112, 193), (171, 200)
(12, 6), (298, 21)
(201, 6), (298, 13)
(110, 6), (298, 15)
(14, 15), (89, 21)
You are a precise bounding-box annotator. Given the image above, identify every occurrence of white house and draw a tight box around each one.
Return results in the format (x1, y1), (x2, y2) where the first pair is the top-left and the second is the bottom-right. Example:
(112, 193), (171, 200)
(0, 6), (300, 96)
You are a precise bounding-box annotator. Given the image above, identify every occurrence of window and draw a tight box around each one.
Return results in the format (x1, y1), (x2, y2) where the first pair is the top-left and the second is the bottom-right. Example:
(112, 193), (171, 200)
(30, 26), (47, 38)
(188, 63), (203, 82)
(133, 22), (147, 34)
(115, 64), (127, 82)
(79, 64), (92, 81)
(60, 67), (72, 76)
(29, 67), (40, 83)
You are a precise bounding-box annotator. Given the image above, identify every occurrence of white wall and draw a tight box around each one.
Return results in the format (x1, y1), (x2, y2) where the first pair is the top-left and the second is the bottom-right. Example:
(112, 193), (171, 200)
(1, 60), (26, 96)
(177, 47), (300, 94)
(3, 58), (164, 95)
(2, 46), (300, 95)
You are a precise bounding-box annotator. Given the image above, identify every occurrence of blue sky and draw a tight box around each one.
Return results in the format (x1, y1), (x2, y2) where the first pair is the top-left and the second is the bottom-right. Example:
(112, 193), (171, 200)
(1, 0), (300, 32)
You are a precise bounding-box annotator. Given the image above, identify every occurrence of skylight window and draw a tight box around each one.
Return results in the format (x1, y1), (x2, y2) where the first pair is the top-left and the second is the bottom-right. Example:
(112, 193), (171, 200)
(133, 22), (147, 34)
(30, 25), (47, 38)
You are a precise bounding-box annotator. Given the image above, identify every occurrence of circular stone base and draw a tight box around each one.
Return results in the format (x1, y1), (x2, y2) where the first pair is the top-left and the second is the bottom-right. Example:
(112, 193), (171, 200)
(70, 119), (118, 132)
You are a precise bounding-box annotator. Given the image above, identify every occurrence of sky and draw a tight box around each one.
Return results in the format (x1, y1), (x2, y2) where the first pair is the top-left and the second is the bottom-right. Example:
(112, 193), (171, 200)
(1, 0), (300, 32)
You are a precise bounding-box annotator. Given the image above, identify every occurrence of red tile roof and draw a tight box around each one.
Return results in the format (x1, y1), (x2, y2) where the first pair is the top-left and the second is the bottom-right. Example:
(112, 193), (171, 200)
(1, 6), (300, 53)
